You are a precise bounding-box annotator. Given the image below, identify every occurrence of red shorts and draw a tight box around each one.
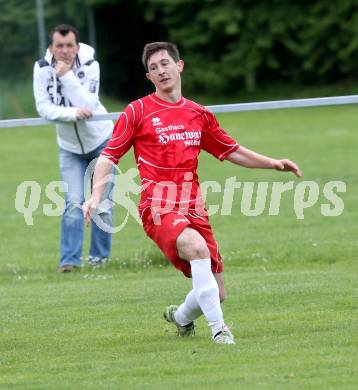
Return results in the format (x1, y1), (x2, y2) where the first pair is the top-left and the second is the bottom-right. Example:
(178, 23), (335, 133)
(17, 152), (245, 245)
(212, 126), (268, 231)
(141, 209), (223, 278)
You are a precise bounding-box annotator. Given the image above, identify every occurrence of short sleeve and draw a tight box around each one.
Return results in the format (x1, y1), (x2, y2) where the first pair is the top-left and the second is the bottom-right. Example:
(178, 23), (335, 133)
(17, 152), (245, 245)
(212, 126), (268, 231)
(101, 103), (138, 164)
(201, 110), (239, 161)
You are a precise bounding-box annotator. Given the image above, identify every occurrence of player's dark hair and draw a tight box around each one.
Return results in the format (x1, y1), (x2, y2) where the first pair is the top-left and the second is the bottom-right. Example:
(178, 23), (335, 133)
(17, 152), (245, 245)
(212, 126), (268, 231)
(49, 24), (80, 45)
(142, 42), (180, 71)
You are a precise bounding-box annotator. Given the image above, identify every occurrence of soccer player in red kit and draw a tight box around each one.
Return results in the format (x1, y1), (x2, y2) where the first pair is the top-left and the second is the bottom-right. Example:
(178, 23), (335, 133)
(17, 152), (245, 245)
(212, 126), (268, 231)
(83, 42), (301, 344)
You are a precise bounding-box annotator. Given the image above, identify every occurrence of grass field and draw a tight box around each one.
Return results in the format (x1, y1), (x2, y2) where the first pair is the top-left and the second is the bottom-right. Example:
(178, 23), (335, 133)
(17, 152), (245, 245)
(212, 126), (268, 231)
(0, 105), (357, 389)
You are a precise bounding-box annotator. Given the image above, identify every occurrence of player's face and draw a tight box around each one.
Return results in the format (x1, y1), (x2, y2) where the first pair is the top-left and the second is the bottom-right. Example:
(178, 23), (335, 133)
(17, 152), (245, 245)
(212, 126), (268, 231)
(50, 32), (79, 65)
(146, 50), (184, 93)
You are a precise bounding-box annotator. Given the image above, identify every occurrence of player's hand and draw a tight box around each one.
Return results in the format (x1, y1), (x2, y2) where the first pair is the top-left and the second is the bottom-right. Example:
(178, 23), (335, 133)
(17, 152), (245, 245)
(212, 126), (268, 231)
(273, 159), (302, 177)
(82, 198), (99, 225)
(76, 108), (92, 120)
(55, 60), (72, 77)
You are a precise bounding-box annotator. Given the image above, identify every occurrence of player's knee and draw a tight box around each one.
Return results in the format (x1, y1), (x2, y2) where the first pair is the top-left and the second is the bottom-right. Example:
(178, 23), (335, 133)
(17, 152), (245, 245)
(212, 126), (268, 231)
(177, 231), (210, 260)
(190, 241), (210, 259)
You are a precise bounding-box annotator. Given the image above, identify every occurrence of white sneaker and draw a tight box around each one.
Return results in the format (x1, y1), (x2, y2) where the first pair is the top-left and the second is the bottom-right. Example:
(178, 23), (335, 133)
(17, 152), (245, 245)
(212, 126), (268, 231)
(88, 256), (109, 267)
(213, 325), (235, 345)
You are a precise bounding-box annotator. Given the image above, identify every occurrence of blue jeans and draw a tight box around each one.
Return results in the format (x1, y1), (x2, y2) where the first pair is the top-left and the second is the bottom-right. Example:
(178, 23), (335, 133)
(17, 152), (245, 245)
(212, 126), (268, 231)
(59, 140), (113, 267)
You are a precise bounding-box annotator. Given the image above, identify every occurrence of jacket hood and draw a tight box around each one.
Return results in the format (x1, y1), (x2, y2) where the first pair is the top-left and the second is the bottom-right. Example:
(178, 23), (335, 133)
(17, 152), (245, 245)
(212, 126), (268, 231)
(44, 43), (95, 66)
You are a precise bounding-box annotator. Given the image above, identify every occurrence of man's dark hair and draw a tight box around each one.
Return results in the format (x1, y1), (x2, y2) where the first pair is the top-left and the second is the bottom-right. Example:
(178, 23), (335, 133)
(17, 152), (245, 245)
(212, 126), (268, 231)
(142, 42), (180, 71)
(49, 24), (80, 45)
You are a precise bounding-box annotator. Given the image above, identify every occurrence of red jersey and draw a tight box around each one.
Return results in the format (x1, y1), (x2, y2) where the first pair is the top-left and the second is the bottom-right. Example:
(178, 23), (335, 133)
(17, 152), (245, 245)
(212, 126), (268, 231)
(101, 93), (239, 217)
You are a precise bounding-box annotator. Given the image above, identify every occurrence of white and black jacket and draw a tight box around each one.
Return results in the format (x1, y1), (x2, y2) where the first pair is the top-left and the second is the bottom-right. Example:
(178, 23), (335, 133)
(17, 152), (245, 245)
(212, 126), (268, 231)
(33, 43), (113, 154)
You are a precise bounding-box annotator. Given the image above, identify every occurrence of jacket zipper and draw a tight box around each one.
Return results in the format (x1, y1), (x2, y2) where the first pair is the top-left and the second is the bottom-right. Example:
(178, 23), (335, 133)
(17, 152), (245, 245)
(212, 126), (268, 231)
(73, 122), (85, 154)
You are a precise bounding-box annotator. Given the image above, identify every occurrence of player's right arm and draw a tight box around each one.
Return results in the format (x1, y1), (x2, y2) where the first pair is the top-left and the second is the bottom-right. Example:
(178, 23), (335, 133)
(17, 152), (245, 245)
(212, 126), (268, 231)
(83, 103), (139, 223)
(83, 156), (114, 224)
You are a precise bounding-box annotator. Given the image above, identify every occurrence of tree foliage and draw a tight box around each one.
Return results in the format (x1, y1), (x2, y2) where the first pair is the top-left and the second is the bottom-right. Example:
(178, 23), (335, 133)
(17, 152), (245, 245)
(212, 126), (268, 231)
(138, 0), (358, 94)
(0, 0), (38, 79)
(1, 0), (358, 98)
(0, 0), (92, 81)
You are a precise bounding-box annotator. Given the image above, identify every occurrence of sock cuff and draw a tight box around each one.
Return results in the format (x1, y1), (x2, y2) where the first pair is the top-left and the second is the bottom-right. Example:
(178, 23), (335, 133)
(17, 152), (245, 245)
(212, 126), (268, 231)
(190, 258), (211, 272)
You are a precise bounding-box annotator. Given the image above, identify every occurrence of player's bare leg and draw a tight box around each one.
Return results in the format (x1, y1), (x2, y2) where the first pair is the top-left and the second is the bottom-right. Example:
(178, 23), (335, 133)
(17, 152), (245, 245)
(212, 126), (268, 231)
(214, 273), (225, 302)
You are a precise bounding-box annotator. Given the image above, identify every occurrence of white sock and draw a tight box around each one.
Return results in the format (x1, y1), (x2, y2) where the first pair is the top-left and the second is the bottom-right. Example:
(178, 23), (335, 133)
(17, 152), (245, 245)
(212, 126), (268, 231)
(190, 259), (225, 337)
(174, 289), (202, 326)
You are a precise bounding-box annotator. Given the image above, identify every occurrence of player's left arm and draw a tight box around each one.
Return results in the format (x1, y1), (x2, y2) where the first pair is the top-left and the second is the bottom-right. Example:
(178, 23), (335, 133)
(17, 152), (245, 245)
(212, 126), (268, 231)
(226, 146), (302, 177)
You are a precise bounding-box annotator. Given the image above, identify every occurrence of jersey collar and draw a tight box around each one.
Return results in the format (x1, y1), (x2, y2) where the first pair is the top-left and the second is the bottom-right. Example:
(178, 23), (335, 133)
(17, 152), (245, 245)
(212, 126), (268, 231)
(150, 93), (185, 107)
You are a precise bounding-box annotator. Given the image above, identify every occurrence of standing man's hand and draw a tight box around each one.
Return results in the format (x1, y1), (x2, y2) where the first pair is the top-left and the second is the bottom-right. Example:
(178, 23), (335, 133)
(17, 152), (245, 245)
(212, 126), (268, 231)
(76, 108), (93, 120)
(55, 60), (72, 77)
(82, 198), (99, 225)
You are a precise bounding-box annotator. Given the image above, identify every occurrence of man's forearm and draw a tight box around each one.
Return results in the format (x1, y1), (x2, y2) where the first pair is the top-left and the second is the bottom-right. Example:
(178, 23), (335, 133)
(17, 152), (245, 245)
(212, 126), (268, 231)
(60, 72), (99, 111)
(35, 98), (78, 121)
(91, 156), (115, 203)
(226, 146), (276, 169)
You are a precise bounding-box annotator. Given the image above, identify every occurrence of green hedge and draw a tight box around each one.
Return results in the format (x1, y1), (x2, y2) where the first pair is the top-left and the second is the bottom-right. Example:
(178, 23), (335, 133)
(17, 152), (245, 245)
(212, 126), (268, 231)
(141, 0), (358, 93)
(1, 0), (358, 98)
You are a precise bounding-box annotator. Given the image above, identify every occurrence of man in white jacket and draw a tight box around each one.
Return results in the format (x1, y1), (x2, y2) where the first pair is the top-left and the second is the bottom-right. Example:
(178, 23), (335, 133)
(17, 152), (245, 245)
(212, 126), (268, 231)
(33, 24), (114, 272)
